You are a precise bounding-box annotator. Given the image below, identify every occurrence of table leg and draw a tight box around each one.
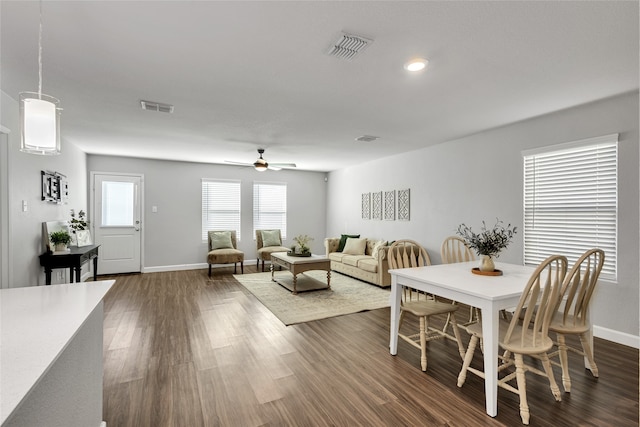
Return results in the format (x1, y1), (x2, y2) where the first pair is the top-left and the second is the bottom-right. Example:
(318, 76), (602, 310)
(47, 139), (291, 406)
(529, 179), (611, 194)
(69, 267), (75, 283)
(292, 274), (298, 295)
(75, 266), (82, 283)
(45, 268), (52, 286)
(389, 278), (402, 355)
(326, 270), (331, 289)
(93, 256), (98, 281)
(481, 305), (499, 417)
(271, 263), (275, 281)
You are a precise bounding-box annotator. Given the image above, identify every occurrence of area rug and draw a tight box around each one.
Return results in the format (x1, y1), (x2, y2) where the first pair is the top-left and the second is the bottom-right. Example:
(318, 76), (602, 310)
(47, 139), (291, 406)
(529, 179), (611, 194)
(233, 270), (390, 325)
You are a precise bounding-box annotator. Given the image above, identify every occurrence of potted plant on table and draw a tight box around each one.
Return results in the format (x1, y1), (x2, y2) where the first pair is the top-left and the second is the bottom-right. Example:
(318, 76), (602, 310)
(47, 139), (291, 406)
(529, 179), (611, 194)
(50, 230), (72, 252)
(290, 234), (313, 257)
(456, 219), (517, 273)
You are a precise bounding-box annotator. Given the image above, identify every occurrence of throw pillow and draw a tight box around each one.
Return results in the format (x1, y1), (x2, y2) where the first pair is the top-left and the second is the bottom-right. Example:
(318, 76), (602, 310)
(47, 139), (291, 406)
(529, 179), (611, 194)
(372, 240), (387, 258)
(343, 237), (367, 255)
(261, 230), (282, 247)
(211, 231), (233, 250)
(338, 234), (360, 252)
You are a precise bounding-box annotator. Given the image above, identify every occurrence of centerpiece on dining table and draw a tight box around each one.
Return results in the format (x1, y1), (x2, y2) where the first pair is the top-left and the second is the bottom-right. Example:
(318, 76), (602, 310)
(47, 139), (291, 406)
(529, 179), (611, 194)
(456, 219), (517, 276)
(288, 234), (314, 257)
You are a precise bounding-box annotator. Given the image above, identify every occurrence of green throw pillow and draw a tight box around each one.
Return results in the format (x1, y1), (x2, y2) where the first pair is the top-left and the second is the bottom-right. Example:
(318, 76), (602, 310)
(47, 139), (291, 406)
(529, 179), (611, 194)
(261, 230), (282, 247)
(338, 234), (360, 252)
(211, 231), (233, 250)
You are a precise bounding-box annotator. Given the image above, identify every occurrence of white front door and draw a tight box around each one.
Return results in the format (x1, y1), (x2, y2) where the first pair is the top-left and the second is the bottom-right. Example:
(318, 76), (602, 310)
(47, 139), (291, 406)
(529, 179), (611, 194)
(92, 173), (142, 274)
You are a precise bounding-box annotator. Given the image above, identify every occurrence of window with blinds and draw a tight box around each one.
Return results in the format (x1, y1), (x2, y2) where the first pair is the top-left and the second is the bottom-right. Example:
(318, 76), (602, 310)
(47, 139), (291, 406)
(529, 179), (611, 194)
(523, 134), (617, 280)
(201, 179), (241, 241)
(253, 182), (287, 239)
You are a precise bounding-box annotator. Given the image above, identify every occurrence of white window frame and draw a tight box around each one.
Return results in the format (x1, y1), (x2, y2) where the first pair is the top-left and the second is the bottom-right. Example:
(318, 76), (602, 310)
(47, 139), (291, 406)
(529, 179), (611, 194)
(201, 179), (241, 241)
(522, 134), (618, 280)
(253, 181), (287, 240)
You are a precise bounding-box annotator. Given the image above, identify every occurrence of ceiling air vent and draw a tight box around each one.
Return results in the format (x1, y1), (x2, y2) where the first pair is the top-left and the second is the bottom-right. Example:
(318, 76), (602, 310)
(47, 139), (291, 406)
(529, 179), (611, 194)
(355, 135), (380, 143)
(327, 32), (373, 61)
(140, 100), (174, 113)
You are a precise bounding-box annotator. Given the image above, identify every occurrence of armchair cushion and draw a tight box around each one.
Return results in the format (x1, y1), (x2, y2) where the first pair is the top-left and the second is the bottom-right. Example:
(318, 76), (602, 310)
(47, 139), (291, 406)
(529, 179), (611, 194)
(261, 230), (282, 247)
(210, 231), (234, 250)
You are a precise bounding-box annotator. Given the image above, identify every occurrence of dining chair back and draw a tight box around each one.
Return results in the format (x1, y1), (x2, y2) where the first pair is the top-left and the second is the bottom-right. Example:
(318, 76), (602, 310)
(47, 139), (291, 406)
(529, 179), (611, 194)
(440, 236), (475, 263)
(440, 236), (477, 328)
(457, 254), (567, 425)
(548, 248), (605, 392)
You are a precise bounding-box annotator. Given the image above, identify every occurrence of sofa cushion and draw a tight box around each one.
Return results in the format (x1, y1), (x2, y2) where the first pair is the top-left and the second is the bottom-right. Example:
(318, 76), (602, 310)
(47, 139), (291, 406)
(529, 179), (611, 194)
(338, 234), (360, 252)
(329, 252), (349, 262)
(342, 255), (370, 267)
(343, 238), (367, 255)
(358, 257), (378, 273)
(210, 231), (233, 250)
(261, 230), (282, 247)
(371, 240), (387, 258)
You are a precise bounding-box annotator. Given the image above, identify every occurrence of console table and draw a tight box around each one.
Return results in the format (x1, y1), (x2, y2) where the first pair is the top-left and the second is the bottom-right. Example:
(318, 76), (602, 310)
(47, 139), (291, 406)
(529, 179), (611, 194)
(39, 244), (100, 285)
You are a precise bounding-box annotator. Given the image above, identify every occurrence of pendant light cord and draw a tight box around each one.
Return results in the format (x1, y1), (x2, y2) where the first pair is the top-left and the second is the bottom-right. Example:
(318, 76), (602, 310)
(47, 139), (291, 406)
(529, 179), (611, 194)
(38, 0), (43, 98)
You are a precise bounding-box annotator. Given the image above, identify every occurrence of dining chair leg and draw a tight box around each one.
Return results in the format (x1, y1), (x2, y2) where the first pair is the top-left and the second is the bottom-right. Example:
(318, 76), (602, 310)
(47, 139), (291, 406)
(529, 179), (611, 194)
(449, 314), (466, 360)
(539, 352), (562, 401)
(514, 354), (531, 425)
(579, 333), (599, 377)
(457, 335), (478, 387)
(419, 316), (428, 371)
(557, 334), (572, 392)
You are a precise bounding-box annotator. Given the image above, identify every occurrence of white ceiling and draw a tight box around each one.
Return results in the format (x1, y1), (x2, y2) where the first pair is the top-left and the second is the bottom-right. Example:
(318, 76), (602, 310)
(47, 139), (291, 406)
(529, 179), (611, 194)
(1, 1), (638, 172)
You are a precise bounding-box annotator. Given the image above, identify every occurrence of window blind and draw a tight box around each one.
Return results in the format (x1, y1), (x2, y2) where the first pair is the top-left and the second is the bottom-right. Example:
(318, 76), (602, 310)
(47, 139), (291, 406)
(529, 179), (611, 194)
(523, 135), (617, 279)
(253, 182), (287, 239)
(201, 179), (241, 241)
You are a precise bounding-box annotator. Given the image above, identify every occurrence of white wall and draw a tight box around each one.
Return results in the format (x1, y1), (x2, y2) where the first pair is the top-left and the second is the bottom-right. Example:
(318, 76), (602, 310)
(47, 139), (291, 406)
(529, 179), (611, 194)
(326, 91), (639, 341)
(87, 155), (328, 270)
(1, 91), (88, 287)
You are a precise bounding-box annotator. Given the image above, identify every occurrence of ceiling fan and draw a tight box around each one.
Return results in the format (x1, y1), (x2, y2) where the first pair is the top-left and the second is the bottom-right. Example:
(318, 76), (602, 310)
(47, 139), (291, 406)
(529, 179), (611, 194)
(225, 148), (297, 171)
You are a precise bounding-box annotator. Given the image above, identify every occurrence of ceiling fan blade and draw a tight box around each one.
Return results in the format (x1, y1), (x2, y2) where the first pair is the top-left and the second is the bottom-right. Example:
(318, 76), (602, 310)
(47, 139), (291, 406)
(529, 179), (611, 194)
(269, 163), (297, 168)
(224, 160), (252, 166)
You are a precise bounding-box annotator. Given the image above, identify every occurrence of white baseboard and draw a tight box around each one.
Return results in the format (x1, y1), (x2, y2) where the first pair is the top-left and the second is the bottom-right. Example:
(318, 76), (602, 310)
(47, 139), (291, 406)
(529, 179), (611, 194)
(143, 259), (258, 274)
(100, 422), (107, 427)
(593, 325), (640, 349)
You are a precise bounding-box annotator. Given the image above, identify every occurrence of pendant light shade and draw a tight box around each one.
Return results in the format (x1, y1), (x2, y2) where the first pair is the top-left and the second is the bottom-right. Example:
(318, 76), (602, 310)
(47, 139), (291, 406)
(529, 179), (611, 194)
(19, 1), (62, 155)
(19, 92), (61, 155)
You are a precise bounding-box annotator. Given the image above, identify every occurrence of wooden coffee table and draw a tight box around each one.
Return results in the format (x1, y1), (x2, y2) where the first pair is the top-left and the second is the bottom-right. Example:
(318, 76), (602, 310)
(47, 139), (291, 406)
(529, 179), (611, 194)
(270, 252), (331, 295)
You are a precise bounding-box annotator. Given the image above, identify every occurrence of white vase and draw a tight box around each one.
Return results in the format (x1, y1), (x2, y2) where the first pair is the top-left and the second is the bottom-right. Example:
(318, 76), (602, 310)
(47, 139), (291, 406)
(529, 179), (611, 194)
(479, 255), (495, 272)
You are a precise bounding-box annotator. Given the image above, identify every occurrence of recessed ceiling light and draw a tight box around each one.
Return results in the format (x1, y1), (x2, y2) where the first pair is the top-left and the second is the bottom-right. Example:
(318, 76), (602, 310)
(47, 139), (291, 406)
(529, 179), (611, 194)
(404, 58), (428, 72)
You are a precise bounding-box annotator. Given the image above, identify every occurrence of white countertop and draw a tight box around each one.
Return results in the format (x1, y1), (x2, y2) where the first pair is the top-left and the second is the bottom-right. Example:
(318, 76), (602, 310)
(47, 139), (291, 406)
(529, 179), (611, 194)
(0, 280), (115, 424)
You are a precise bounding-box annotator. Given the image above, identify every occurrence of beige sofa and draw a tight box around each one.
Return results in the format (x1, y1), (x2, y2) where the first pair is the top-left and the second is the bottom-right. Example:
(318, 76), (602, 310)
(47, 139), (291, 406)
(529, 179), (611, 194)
(324, 237), (391, 287)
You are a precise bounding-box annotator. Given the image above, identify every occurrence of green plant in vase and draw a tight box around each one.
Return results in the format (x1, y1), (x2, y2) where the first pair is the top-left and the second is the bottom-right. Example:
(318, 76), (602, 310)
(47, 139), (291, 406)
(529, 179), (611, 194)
(292, 234), (314, 255)
(50, 230), (72, 252)
(456, 219), (517, 272)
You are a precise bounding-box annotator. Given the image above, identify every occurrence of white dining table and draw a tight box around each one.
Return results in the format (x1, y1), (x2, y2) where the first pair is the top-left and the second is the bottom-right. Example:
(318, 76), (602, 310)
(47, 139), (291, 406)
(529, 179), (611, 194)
(389, 261), (536, 418)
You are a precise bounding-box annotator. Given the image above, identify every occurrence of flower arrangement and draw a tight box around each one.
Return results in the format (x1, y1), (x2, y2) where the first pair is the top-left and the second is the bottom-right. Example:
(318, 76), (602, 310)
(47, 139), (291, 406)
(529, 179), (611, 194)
(292, 234), (314, 254)
(456, 219), (517, 258)
(69, 209), (88, 232)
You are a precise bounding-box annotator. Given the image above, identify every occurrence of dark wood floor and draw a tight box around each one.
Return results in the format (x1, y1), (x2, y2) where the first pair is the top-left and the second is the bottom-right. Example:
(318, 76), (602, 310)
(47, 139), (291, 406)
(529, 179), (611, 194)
(101, 266), (639, 427)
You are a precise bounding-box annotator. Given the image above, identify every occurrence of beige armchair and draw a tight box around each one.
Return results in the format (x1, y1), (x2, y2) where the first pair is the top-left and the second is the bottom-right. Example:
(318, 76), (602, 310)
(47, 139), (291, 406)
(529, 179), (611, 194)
(207, 230), (244, 276)
(256, 229), (289, 272)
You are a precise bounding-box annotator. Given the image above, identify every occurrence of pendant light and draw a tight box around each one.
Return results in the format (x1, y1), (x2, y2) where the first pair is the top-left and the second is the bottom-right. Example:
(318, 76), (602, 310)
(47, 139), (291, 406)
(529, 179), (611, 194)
(19, 1), (61, 155)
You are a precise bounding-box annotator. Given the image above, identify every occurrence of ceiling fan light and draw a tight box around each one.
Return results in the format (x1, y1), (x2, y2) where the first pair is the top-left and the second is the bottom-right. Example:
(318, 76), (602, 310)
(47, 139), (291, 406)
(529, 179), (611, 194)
(254, 159), (268, 171)
(19, 92), (61, 155)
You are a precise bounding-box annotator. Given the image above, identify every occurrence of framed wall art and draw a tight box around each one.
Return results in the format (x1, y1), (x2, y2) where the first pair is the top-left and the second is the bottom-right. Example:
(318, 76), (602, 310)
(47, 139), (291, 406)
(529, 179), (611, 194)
(398, 188), (410, 221)
(372, 191), (382, 220)
(384, 190), (395, 221)
(361, 193), (371, 219)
